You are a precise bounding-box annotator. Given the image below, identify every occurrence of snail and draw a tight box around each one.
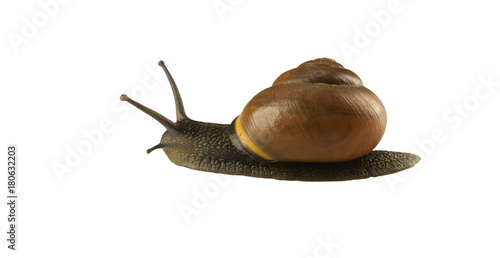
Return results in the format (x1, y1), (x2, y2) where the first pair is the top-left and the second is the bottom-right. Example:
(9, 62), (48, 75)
(120, 58), (420, 181)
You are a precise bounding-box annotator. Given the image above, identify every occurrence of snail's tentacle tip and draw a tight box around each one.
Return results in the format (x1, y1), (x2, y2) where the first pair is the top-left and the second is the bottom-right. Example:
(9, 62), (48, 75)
(147, 143), (166, 154)
(158, 60), (165, 66)
(120, 94), (129, 101)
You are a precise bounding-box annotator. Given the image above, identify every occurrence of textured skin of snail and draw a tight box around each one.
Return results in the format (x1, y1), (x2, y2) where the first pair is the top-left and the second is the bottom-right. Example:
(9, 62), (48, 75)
(120, 59), (420, 182)
(160, 119), (419, 181)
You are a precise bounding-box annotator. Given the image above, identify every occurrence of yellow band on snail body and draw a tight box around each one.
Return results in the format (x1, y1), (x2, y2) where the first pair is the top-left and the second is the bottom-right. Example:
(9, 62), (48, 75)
(234, 116), (275, 161)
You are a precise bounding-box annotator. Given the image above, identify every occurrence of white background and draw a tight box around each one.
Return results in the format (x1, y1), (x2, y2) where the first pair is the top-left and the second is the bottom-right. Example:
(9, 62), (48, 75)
(1, 0), (499, 257)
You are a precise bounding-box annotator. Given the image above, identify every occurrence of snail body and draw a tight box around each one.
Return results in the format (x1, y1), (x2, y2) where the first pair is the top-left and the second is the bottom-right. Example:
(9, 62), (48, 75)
(120, 58), (419, 181)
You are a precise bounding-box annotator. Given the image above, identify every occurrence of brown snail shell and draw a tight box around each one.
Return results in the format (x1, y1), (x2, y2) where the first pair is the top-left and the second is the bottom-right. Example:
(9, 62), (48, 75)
(230, 58), (387, 162)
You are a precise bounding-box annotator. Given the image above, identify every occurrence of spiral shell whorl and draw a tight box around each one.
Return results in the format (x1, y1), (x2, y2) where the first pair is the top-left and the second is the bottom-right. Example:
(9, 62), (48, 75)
(272, 58), (363, 87)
